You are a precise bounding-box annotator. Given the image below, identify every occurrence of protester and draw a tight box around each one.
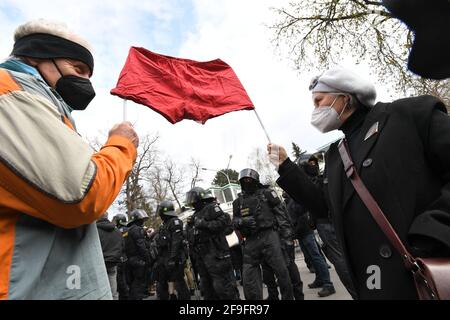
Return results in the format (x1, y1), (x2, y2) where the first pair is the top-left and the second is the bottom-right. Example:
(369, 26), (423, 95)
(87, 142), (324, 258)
(268, 66), (450, 299)
(0, 19), (138, 300)
(96, 214), (124, 300)
(299, 156), (357, 298)
(284, 191), (335, 298)
(382, 0), (450, 80)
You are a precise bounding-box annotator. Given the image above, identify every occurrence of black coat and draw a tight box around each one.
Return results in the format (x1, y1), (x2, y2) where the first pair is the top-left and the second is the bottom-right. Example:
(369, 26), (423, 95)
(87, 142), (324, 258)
(96, 216), (124, 267)
(125, 223), (150, 264)
(277, 95), (450, 299)
(186, 202), (232, 257)
(285, 198), (313, 239)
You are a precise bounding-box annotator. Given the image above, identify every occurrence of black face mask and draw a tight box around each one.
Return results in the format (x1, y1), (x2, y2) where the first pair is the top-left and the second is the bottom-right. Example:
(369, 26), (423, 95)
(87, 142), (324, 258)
(304, 163), (319, 177)
(52, 60), (96, 110)
(193, 202), (205, 211)
(241, 180), (259, 194)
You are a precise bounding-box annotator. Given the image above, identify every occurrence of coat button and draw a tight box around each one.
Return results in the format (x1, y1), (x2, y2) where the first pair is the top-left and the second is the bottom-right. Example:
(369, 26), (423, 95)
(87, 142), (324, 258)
(363, 158), (373, 167)
(379, 245), (392, 259)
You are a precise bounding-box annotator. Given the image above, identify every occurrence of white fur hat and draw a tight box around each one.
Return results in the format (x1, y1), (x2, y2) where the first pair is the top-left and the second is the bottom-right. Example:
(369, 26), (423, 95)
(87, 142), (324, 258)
(12, 19), (94, 74)
(14, 19), (93, 53)
(309, 66), (377, 107)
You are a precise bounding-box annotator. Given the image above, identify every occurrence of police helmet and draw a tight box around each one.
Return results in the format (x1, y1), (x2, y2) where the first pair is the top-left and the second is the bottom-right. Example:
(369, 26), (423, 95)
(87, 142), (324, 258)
(185, 187), (214, 207)
(157, 200), (178, 218)
(296, 154), (313, 166)
(130, 209), (149, 222)
(112, 213), (128, 227)
(238, 168), (260, 183)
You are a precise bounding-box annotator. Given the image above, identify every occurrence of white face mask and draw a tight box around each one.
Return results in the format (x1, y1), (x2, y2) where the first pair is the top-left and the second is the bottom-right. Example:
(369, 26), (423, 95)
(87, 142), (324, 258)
(311, 95), (347, 133)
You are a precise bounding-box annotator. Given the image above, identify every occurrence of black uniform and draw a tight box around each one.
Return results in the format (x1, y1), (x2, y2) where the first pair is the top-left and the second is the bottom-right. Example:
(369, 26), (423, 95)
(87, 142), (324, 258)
(262, 200), (304, 300)
(233, 187), (294, 300)
(186, 202), (238, 300)
(277, 96), (450, 299)
(154, 217), (190, 300)
(124, 223), (150, 300)
(117, 225), (130, 300)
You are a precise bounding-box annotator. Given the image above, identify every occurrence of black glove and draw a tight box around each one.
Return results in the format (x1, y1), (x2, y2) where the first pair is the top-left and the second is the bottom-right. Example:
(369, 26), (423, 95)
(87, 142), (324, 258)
(283, 239), (295, 251)
(241, 216), (257, 229)
(194, 217), (207, 229)
(166, 258), (177, 270)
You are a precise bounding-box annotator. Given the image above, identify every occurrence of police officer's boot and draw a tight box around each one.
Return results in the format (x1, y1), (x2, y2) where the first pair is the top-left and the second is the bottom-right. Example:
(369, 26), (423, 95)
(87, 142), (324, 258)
(169, 293), (178, 300)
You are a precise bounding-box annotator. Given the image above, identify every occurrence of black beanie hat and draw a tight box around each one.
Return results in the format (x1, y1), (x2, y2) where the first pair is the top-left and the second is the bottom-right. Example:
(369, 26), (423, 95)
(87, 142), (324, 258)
(11, 19), (94, 75)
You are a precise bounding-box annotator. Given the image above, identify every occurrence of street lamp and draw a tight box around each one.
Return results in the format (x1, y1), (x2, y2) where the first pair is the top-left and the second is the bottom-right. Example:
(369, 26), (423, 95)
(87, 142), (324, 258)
(201, 167), (231, 186)
(226, 155), (233, 171)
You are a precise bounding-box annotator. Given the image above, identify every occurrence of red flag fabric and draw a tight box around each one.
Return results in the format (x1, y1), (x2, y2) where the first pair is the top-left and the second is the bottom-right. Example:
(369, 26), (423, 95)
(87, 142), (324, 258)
(111, 47), (254, 124)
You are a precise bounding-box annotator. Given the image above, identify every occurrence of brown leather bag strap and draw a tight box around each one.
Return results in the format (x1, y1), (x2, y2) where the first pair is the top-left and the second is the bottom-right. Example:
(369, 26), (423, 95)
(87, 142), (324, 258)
(337, 139), (417, 270)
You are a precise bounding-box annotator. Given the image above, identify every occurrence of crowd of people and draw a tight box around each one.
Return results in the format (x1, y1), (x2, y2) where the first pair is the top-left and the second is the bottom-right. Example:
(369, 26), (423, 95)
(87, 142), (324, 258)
(0, 0), (449, 300)
(96, 164), (345, 301)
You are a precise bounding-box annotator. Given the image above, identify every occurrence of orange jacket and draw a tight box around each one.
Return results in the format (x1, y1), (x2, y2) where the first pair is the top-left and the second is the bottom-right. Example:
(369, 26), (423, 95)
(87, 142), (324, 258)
(0, 65), (136, 299)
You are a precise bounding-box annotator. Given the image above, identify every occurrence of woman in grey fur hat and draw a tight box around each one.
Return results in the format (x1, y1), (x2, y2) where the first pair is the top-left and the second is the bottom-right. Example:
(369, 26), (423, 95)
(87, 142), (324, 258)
(268, 66), (450, 300)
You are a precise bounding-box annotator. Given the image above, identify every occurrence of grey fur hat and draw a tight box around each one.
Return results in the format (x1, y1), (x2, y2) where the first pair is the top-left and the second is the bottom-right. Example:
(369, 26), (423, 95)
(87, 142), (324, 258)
(309, 66), (377, 107)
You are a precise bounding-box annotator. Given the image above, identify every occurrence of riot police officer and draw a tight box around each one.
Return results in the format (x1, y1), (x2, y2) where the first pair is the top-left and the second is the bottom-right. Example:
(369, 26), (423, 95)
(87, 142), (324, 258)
(112, 213), (130, 300)
(124, 209), (151, 300)
(232, 169), (294, 300)
(262, 199), (304, 300)
(185, 187), (239, 300)
(153, 200), (190, 300)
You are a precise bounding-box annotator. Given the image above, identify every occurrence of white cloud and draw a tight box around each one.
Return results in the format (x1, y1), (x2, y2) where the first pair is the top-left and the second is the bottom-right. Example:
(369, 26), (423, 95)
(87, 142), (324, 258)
(0, 0), (393, 189)
(160, 0), (346, 183)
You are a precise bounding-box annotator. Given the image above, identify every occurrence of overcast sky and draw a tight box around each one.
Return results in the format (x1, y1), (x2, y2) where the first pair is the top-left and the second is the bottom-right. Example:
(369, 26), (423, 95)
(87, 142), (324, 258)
(0, 0), (393, 188)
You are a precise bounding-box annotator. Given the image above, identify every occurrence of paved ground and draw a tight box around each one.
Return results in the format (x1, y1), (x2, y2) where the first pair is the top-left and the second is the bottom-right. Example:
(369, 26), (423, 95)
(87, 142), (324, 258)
(147, 247), (353, 300)
(280, 248), (352, 300)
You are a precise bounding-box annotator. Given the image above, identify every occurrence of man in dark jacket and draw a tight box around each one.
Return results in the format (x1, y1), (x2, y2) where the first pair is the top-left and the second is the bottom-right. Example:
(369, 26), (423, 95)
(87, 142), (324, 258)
(382, 0), (450, 80)
(268, 66), (450, 299)
(96, 213), (124, 300)
(298, 157), (356, 298)
(185, 187), (239, 300)
(284, 191), (335, 298)
(124, 209), (151, 300)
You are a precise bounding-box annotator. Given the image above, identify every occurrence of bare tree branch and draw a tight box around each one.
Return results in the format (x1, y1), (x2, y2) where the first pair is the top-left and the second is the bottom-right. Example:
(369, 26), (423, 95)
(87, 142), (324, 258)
(270, 0), (449, 105)
(163, 159), (186, 208)
(189, 158), (202, 189)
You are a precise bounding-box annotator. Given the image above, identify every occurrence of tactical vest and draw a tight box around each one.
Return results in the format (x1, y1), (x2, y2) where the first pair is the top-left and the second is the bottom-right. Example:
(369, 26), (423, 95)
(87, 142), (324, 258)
(188, 203), (231, 255)
(238, 189), (277, 232)
(124, 224), (145, 259)
(154, 223), (171, 257)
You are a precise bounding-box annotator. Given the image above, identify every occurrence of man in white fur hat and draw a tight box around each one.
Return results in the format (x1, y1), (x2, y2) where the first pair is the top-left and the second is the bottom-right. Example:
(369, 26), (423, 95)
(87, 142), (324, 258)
(268, 66), (450, 299)
(0, 19), (138, 300)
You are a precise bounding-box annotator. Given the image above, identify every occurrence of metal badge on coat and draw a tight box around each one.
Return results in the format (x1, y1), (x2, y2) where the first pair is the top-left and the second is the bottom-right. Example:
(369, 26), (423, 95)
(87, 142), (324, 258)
(364, 122), (379, 141)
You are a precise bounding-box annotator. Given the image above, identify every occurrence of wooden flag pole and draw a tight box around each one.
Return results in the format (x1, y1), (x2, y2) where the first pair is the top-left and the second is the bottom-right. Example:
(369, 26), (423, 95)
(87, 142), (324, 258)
(123, 99), (128, 121)
(253, 109), (271, 143)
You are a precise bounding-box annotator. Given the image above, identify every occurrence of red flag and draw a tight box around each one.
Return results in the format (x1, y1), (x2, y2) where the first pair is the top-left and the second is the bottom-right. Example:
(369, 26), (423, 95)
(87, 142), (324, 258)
(111, 47), (254, 124)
